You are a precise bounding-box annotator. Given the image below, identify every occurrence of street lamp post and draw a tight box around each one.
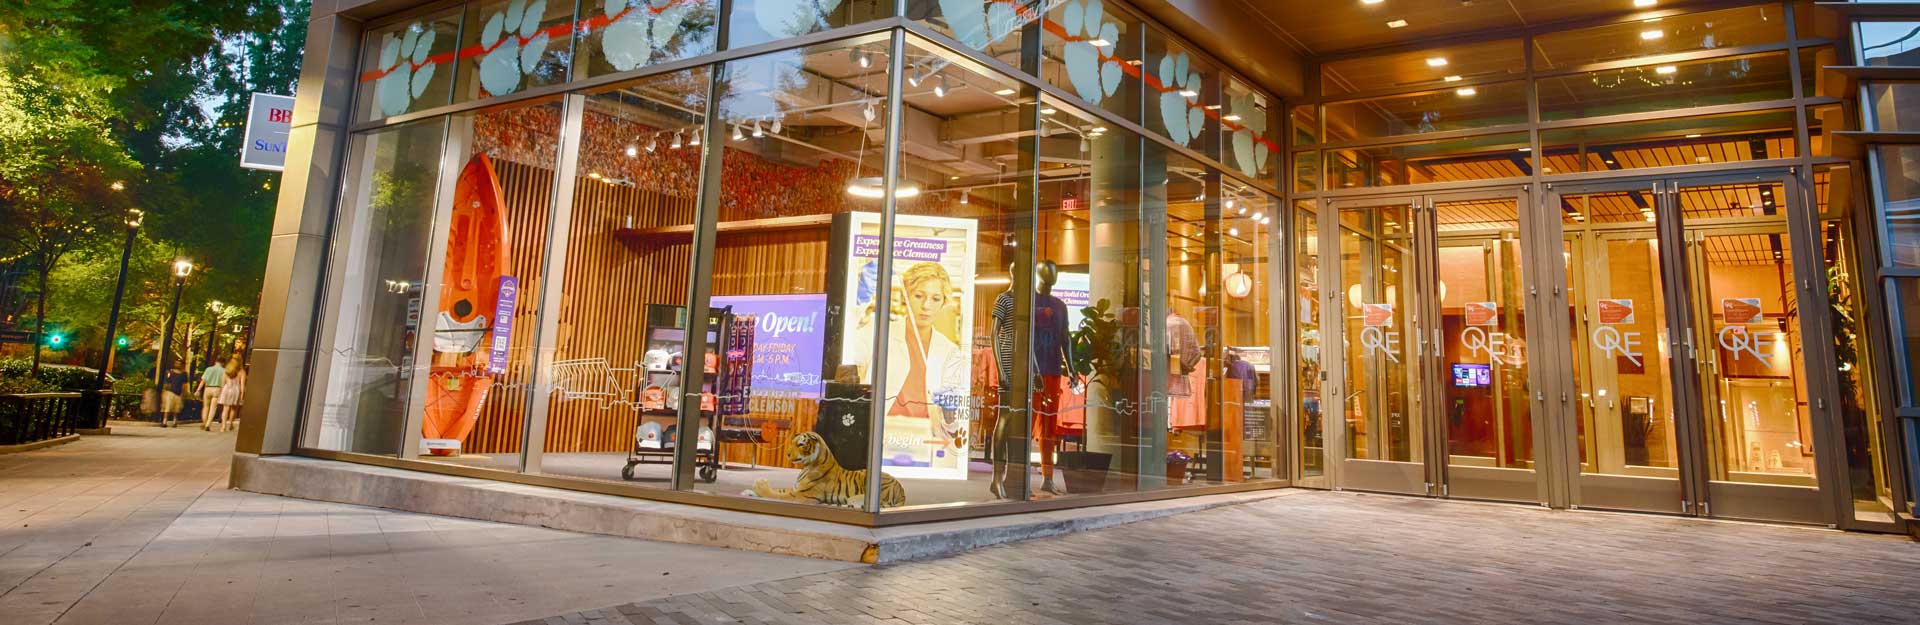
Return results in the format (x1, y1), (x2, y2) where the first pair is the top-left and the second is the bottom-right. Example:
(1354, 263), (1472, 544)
(205, 301), (224, 364)
(156, 260), (192, 418)
(94, 204), (141, 394)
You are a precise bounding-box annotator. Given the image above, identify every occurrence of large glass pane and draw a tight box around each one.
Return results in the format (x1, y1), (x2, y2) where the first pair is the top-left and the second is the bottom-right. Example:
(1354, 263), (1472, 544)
(1539, 109), (1799, 174)
(307, 119), (449, 455)
(1896, 279), (1920, 406)
(1818, 164), (1894, 520)
(453, 0), (578, 101)
(1326, 133), (1532, 189)
(1292, 151), (1319, 193)
(881, 36), (1029, 509)
(1436, 198), (1532, 472)
(1322, 80), (1528, 144)
(1221, 77), (1278, 183)
(1294, 202), (1323, 478)
(1563, 192), (1680, 477)
(907, 0), (1021, 63)
(727, 0), (889, 49)
(1291, 104), (1318, 147)
(1144, 31), (1217, 158)
(1221, 191), (1275, 482)
(1148, 147), (1218, 490)
(1859, 21), (1920, 67)
(358, 10), (462, 122)
(1041, 0), (1142, 123)
(1338, 201), (1422, 463)
(1532, 5), (1788, 71)
(1872, 145), (1920, 268)
(1538, 52), (1794, 122)
(1039, 98), (1147, 498)
(536, 69), (709, 487)
(695, 38), (892, 510)
(1677, 181), (1815, 487)
(1868, 82), (1920, 132)
(579, 0), (719, 78)
(1320, 39), (1524, 99)
(413, 99), (567, 472)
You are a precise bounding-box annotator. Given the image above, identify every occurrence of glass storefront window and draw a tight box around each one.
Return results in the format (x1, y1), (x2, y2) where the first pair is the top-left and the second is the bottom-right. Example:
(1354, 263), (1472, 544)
(1322, 80), (1528, 144)
(1538, 51), (1794, 122)
(307, 118), (451, 455)
(1801, 45), (1835, 99)
(691, 37), (893, 510)
(726, 0), (889, 50)
(1895, 279), (1920, 408)
(907, 0), (1022, 64)
(1859, 21), (1920, 67)
(882, 36), (1030, 508)
(1817, 164), (1895, 520)
(1869, 82), (1920, 132)
(579, 0), (719, 78)
(358, 11), (462, 122)
(453, 0), (578, 101)
(1291, 105), (1317, 147)
(1532, 5), (1787, 71)
(1144, 30), (1216, 158)
(1221, 77), (1278, 183)
(1874, 145), (1920, 268)
(1539, 109), (1799, 174)
(1220, 189), (1275, 483)
(1325, 133), (1532, 189)
(1320, 39), (1524, 99)
(1040, 0), (1142, 123)
(1292, 151), (1319, 193)
(535, 69), (710, 487)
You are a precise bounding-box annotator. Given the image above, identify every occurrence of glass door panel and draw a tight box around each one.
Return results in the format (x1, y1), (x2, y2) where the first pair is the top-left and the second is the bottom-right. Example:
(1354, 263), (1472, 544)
(1558, 187), (1686, 514)
(1333, 198), (1428, 494)
(1434, 195), (1536, 502)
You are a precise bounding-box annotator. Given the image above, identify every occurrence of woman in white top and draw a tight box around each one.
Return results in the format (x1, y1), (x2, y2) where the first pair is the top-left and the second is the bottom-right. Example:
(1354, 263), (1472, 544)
(215, 358), (246, 432)
(848, 261), (966, 442)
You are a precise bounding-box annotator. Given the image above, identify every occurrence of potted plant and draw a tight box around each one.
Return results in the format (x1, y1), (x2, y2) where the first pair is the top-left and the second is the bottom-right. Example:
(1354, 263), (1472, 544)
(1166, 450), (1192, 484)
(1055, 299), (1135, 494)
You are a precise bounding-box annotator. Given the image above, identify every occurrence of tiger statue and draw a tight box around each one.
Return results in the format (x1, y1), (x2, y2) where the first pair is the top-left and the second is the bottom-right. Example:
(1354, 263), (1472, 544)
(747, 432), (907, 508)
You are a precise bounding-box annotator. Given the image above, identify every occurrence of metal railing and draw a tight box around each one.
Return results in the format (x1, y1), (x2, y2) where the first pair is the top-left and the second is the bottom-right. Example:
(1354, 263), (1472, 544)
(0, 392), (84, 445)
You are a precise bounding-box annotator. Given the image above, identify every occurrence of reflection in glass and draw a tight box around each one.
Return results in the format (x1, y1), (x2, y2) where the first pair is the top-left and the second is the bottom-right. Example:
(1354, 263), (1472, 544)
(309, 119), (450, 455)
(1873, 145), (1920, 268)
(1144, 31), (1216, 157)
(537, 69), (709, 487)
(1538, 52), (1793, 122)
(1860, 21), (1920, 67)
(1041, 0), (1142, 122)
(359, 12), (461, 121)
(727, 0), (889, 49)
(1322, 80), (1528, 143)
(1221, 77), (1278, 182)
(1294, 203), (1323, 478)
(1326, 133), (1532, 189)
(1818, 166), (1896, 520)
(1320, 39), (1524, 99)
(1563, 192), (1679, 476)
(455, 0), (578, 101)
(1338, 202), (1421, 463)
(1532, 5), (1786, 70)
(1539, 109), (1799, 174)
(580, 0), (719, 78)
(1436, 199), (1531, 471)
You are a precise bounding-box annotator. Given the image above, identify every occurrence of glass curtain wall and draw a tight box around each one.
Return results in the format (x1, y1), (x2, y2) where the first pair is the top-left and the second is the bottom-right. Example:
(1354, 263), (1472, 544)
(307, 0), (1288, 521)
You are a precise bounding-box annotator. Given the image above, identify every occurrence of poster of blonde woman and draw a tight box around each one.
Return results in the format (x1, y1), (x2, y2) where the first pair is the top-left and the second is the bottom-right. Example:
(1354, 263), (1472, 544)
(840, 212), (978, 480)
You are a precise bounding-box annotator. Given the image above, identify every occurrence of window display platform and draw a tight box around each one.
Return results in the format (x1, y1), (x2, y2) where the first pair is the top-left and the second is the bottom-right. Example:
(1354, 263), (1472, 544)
(230, 452), (1294, 563)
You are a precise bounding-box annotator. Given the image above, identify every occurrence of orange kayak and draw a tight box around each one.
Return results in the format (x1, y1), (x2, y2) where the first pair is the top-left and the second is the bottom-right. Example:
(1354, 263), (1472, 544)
(422, 153), (511, 455)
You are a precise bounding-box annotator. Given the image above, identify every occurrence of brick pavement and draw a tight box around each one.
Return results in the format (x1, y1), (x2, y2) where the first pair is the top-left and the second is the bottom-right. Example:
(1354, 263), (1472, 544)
(0, 422), (852, 625)
(522, 493), (1920, 625)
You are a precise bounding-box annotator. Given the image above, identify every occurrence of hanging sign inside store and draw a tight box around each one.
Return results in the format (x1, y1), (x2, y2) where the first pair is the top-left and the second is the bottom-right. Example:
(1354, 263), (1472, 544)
(1362, 303), (1395, 327)
(240, 93), (296, 172)
(1464, 302), (1499, 327)
(1722, 298), (1764, 324)
(487, 276), (518, 374)
(712, 294), (828, 400)
(1597, 299), (1636, 325)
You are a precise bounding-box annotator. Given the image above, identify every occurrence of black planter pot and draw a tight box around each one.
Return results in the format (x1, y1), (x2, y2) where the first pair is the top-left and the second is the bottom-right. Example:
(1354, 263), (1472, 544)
(1057, 450), (1112, 494)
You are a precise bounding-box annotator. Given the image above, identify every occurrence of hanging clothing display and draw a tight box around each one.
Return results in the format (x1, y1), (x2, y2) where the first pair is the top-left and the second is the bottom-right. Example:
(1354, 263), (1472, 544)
(1169, 357), (1207, 429)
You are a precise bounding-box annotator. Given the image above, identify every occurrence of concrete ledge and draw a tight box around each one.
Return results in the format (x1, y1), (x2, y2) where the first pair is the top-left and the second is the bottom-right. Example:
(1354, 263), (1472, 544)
(231, 453), (1294, 563)
(0, 434), (81, 455)
(78, 427), (112, 436)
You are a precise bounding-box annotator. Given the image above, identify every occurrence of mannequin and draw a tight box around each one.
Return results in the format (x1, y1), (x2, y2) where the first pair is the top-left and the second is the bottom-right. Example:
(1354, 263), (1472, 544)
(991, 260), (1079, 497)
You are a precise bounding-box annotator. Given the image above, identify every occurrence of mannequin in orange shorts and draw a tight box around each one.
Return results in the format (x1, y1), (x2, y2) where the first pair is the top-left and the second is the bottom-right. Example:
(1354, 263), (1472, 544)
(990, 260), (1079, 497)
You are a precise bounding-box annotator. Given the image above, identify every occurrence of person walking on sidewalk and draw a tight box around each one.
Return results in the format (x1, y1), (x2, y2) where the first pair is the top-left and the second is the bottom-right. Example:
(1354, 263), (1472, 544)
(196, 359), (226, 431)
(158, 364), (189, 427)
(215, 358), (245, 433)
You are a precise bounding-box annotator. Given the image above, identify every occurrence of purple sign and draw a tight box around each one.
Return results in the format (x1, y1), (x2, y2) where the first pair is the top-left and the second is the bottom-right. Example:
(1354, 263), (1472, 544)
(488, 276), (518, 373)
(712, 294), (828, 399)
(853, 235), (949, 262)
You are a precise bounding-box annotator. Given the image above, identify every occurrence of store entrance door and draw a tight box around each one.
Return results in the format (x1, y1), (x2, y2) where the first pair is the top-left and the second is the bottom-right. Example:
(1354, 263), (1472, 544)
(1545, 171), (1833, 524)
(1323, 187), (1544, 502)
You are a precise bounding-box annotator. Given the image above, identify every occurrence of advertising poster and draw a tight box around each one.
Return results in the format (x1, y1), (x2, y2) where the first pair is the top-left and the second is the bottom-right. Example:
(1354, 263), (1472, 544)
(1464, 302), (1498, 327)
(1363, 303), (1395, 327)
(1597, 299), (1636, 325)
(1722, 298), (1763, 324)
(712, 294), (828, 403)
(839, 213), (979, 480)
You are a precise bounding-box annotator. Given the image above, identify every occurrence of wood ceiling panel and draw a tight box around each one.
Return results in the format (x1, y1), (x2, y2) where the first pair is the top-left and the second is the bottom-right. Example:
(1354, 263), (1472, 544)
(1241, 0), (1654, 57)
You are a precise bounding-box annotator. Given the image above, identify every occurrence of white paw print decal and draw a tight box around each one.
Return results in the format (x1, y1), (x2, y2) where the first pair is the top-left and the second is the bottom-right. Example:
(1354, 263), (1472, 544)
(600, 0), (697, 71)
(1061, 0), (1122, 105)
(753, 0), (846, 39)
(1227, 92), (1269, 178)
(940, 0), (1021, 51)
(1156, 51), (1204, 147)
(477, 0), (552, 97)
(374, 22), (438, 118)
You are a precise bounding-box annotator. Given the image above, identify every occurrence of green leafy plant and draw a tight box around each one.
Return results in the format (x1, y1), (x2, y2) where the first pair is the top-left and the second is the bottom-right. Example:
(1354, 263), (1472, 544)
(1069, 298), (1137, 395)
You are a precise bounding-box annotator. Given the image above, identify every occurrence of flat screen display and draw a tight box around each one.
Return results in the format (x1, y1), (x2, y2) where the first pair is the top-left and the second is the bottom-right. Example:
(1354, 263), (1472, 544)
(1452, 363), (1492, 388)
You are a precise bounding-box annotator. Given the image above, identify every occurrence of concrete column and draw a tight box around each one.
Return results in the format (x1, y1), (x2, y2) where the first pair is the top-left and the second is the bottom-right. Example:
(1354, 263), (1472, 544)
(236, 10), (363, 456)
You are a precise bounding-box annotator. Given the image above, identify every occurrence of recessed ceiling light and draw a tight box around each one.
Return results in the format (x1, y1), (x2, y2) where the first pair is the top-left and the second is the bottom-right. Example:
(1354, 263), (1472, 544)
(1362, 0), (1383, 4)
(1088, 38), (1111, 47)
(1179, 89), (1199, 97)
(1040, 107), (1056, 115)
(1518, 147), (1533, 152)
(1426, 57), (1448, 67)
(1456, 87), (1477, 96)
(1443, 75), (1462, 82)
(1655, 65), (1677, 74)
(1091, 126), (1108, 132)
(1223, 114), (1243, 121)
(1387, 19), (1408, 28)
(994, 88), (1015, 96)
(1634, 0), (1657, 7)
(1685, 133), (1702, 138)
(1641, 30), (1664, 40)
